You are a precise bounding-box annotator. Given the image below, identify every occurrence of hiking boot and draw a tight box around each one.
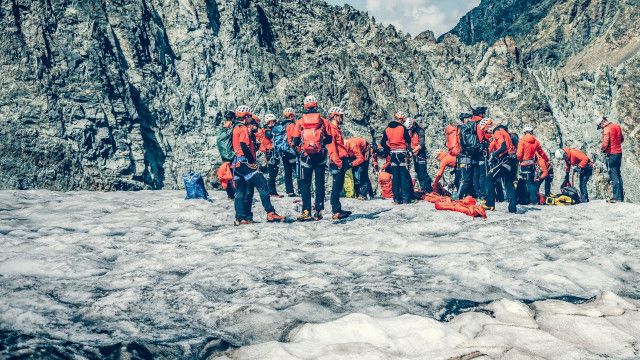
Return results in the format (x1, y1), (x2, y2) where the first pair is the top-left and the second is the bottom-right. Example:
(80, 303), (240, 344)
(356, 196), (367, 201)
(332, 211), (352, 220)
(287, 193), (298, 197)
(297, 210), (314, 222)
(267, 212), (285, 222)
(481, 205), (495, 211)
(607, 199), (619, 203)
(234, 219), (254, 226)
(270, 194), (284, 198)
(313, 211), (323, 221)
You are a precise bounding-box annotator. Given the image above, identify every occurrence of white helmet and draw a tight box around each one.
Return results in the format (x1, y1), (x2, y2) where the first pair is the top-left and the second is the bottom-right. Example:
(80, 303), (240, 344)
(264, 113), (277, 123)
(555, 149), (565, 160)
(595, 116), (606, 129)
(478, 118), (493, 131)
(394, 111), (408, 120)
(235, 105), (252, 118)
(404, 117), (415, 129)
(523, 125), (534, 133)
(328, 106), (344, 116)
(303, 95), (318, 109)
(282, 107), (295, 116)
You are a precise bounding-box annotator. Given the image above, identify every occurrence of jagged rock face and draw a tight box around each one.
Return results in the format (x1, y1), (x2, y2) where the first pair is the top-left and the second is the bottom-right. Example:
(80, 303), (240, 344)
(0, 0), (638, 201)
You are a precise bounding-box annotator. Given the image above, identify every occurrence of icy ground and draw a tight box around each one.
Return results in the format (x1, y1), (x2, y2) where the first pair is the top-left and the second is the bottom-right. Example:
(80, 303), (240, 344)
(0, 190), (639, 359)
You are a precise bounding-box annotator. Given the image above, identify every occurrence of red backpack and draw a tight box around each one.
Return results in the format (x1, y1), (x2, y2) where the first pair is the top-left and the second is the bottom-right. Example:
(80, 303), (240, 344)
(300, 113), (325, 155)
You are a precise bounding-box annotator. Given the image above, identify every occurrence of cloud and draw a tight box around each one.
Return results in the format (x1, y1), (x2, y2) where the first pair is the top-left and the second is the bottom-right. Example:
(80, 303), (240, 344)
(329, 0), (480, 36)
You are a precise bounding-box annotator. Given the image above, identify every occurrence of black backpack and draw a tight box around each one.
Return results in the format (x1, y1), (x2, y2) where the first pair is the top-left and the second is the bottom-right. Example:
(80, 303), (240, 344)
(459, 122), (481, 155)
(561, 186), (581, 204)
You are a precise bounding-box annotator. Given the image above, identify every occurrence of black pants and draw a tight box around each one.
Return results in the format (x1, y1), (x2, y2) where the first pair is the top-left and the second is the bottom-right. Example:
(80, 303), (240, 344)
(353, 160), (374, 199)
(390, 152), (412, 204)
(329, 159), (348, 213)
(281, 153), (298, 195)
(543, 167), (554, 197)
(234, 164), (275, 221)
(520, 164), (539, 205)
(299, 154), (327, 213)
(578, 166), (592, 203)
(473, 159), (487, 200)
(486, 159), (517, 213)
(457, 155), (476, 199)
(225, 183), (235, 199)
(607, 153), (624, 201)
(266, 151), (280, 195)
(414, 155), (433, 192)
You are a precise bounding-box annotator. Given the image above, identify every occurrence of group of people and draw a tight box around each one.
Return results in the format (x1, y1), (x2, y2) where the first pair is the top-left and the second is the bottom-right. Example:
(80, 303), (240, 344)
(216, 96), (625, 225)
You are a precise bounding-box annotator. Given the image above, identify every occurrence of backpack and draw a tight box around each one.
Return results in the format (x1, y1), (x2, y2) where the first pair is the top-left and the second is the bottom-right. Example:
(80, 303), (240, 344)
(445, 125), (461, 156)
(183, 172), (208, 200)
(272, 121), (296, 157)
(300, 113), (325, 155)
(459, 122), (481, 155)
(216, 126), (235, 162)
(561, 186), (581, 204)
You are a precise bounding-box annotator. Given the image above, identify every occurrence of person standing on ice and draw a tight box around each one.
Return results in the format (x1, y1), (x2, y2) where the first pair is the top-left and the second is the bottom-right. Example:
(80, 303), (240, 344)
(326, 107), (353, 220)
(483, 120), (517, 213)
(256, 114), (283, 198)
(405, 117), (433, 193)
(471, 107), (491, 201)
(516, 125), (550, 205)
(597, 116), (624, 202)
(270, 108), (299, 197)
(379, 111), (413, 204)
(231, 105), (285, 225)
(291, 96), (333, 221)
(345, 137), (373, 200)
(555, 147), (593, 203)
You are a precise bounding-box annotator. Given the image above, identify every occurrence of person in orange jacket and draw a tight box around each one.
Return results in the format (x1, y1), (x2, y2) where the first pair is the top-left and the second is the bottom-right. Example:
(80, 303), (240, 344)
(270, 108), (299, 197)
(406, 117), (433, 193)
(484, 121), (517, 213)
(326, 107), (352, 220)
(290, 96), (333, 221)
(380, 111), (413, 204)
(432, 151), (458, 194)
(345, 137), (373, 199)
(516, 125), (550, 204)
(256, 114), (283, 198)
(597, 116), (624, 202)
(535, 153), (553, 197)
(555, 147), (592, 203)
(231, 106), (285, 225)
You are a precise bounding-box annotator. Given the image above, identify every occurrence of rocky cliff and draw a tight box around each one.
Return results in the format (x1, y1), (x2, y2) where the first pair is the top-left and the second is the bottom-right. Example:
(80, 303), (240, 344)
(0, 0), (638, 200)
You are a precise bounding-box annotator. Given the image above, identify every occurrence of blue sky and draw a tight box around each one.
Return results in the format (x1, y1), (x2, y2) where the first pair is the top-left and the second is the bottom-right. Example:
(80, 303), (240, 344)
(325, 0), (480, 36)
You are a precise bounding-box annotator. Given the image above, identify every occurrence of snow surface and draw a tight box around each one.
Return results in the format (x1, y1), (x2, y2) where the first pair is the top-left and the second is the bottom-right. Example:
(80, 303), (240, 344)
(0, 190), (639, 359)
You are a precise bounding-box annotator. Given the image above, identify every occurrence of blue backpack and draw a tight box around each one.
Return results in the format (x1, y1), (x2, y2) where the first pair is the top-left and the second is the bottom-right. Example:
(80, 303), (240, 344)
(183, 172), (208, 200)
(272, 120), (296, 157)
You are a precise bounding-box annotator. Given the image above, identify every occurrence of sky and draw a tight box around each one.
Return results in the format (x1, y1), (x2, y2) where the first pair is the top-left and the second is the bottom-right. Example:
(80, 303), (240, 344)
(325, 0), (481, 36)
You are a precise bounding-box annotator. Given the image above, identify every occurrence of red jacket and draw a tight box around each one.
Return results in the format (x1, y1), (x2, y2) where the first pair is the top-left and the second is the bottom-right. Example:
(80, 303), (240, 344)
(345, 138), (369, 167)
(326, 122), (349, 167)
(232, 124), (256, 160)
(445, 125), (461, 156)
(382, 121), (411, 151)
(256, 128), (273, 153)
(601, 122), (624, 155)
(517, 134), (548, 164)
(536, 155), (549, 180)
(470, 115), (483, 122)
(489, 127), (515, 158)
(563, 147), (591, 171)
(434, 154), (457, 184)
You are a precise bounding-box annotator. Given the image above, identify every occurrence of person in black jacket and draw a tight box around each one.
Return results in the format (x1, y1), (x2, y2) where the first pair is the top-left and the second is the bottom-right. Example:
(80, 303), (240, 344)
(405, 117), (433, 193)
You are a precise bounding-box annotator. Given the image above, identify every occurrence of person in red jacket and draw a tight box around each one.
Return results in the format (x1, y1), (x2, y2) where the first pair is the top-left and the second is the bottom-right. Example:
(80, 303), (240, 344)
(432, 151), (458, 194)
(484, 122), (517, 213)
(516, 125), (550, 204)
(406, 117), (433, 193)
(231, 106), (285, 225)
(535, 153), (553, 197)
(380, 111), (413, 204)
(291, 96), (333, 221)
(345, 137), (373, 200)
(555, 147), (592, 203)
(256, 114), (283, 198)
(597, 116), (624, 202)
(326, 106), (352, 220)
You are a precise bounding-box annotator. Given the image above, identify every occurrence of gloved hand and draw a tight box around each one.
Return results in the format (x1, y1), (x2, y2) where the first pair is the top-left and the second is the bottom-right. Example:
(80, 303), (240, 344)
(573, 167), (582, 174)
(343, 159), (352, 170)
